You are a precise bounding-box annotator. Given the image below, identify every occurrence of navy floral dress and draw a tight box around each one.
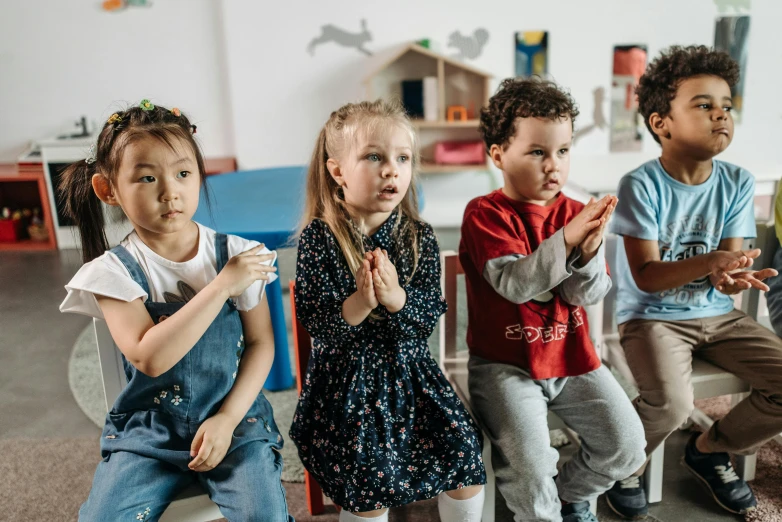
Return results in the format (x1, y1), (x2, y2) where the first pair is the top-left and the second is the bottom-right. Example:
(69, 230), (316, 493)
(290, 213), (486, 512)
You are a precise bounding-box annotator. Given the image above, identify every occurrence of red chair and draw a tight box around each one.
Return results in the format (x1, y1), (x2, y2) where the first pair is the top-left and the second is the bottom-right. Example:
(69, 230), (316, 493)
(289, 280), (342, 515)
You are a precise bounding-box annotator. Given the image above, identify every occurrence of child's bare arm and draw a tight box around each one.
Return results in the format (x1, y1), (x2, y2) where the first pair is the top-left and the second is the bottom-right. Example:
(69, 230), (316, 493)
(623, 236), (758, 294)
(98, 246), (275, 377)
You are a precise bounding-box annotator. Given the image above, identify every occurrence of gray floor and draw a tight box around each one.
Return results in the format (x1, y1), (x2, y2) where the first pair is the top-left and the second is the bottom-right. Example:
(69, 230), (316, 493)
(0, 229), (744, 521)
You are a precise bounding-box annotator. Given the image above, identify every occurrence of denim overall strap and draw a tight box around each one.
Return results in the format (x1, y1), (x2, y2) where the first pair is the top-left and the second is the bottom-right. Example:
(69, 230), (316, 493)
(214, 232), (229, 272)
(109, 245), (151, 301)
(213, 233), (237, 311)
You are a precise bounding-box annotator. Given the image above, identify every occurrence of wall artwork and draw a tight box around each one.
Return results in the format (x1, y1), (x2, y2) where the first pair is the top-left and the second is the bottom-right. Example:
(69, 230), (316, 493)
(714, 16), (750, 122)
(514, 31), (548, 78)
(610, 45), (647, 152)
(448, 28), (489, 61)
(102, 0), (151, 12)
(307, 19), (373, 56)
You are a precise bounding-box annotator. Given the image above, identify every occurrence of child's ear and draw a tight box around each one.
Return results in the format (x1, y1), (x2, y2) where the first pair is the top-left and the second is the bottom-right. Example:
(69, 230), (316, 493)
(489, 144), (504, 170)
(326, 158), (345, 187)
(649, 112), (671, 141)
(92, 173), (119, 206)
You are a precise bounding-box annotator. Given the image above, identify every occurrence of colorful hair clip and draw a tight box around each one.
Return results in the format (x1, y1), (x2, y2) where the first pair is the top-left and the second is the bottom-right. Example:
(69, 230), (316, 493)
(191, 124), (197, 134)
(107, 113), (122, 124)
(171, 107), (181, 117)
(85, 144), (97, 164)
(139, 99), (155, 111)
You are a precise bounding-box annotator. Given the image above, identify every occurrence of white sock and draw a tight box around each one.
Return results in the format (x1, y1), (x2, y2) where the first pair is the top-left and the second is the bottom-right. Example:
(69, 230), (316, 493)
(338, 508), (389, 522)
(438, 487), (485, 522)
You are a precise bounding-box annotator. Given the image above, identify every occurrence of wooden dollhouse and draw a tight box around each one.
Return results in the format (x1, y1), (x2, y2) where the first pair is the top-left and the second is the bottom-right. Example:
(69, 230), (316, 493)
(363, 42), (492, 173)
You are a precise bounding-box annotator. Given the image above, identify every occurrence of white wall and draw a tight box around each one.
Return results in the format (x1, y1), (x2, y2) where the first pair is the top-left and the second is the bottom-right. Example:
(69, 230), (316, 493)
(221, 0), (782, 226)
(0, 0), (233, 161)
(3, 1), (781, 227)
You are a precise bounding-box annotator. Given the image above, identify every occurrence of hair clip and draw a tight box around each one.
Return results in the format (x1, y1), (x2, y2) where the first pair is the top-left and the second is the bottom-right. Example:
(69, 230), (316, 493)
(85, 144), (97, 164)
(191, 124), (197, 134)
(171, 107), (181, 117)
(139, 99), (155, 111)
(107, 113), (122, 125)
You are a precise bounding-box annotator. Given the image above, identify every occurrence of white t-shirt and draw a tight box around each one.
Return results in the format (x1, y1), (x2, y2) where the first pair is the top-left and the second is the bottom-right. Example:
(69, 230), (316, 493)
(60, 222), (278, 319)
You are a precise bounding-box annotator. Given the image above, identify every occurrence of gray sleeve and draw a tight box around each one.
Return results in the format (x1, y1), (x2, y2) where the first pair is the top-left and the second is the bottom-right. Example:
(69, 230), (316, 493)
(559, 241), (612, 306)
(482, 228), (576, 304)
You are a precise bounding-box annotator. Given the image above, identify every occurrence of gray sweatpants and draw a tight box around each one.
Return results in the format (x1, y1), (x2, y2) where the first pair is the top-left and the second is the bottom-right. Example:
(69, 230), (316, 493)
(468, 357), (646, 522)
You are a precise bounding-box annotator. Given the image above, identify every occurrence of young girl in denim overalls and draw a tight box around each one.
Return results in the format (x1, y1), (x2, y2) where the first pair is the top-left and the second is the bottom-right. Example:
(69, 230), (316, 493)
(59, 101), (293, 522)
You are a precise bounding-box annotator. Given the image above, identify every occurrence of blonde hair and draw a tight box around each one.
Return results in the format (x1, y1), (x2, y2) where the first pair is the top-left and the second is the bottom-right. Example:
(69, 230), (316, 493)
(300, 98), (422, 284)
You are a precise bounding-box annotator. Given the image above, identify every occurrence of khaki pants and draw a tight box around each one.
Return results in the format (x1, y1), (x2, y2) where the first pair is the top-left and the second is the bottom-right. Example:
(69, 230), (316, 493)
(619, 309), (782, 466)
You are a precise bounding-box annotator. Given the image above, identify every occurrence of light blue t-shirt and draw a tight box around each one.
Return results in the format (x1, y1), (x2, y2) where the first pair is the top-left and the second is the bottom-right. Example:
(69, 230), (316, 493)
(609, 158), (756, 324)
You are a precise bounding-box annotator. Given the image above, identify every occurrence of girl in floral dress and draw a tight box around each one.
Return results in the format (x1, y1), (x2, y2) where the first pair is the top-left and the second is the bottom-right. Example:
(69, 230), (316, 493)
(290, 99), (486, 522)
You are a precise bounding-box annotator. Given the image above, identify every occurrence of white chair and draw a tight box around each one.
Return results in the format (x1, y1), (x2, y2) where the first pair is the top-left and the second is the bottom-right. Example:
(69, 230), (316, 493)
(742, 219), (776, 329)
(600, 234), (757, 504)
(438, 251), (595, 521)
(93, 318), (223, 522)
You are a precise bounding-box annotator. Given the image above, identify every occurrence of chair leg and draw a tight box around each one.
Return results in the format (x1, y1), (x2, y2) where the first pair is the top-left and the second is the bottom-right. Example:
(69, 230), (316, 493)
(644, 443), (664, 504)
(305, 469), (325, 515)
(735, 453), (757, 481)
(482, 436), (495, 522)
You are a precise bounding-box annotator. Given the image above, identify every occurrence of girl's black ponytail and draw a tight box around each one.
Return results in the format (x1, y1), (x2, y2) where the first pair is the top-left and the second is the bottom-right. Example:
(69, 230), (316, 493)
(58, 160), (108, 262)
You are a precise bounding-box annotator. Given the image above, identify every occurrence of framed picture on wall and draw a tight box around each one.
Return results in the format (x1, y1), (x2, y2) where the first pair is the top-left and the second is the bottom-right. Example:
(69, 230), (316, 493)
(515, 31), (548, 78)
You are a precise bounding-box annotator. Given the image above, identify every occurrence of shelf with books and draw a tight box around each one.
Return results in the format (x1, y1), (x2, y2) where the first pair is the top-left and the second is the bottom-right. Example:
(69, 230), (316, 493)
(364, 43), (492, 174)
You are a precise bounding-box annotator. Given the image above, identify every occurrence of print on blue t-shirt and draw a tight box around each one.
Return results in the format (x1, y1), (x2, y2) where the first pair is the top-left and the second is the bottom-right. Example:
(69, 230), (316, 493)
(609, 159), (756, 324)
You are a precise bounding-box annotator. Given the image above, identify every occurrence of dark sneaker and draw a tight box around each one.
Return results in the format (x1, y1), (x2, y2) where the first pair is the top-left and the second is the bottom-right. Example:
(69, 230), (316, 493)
(605, 475), (648, 519)
(682, 433), (757, 515)
(561, 501), (598, 522)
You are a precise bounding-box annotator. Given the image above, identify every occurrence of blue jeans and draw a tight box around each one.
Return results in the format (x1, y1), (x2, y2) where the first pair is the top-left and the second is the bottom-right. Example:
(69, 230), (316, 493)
(78, 440), (293, 522)
(766, 244), (782, 337)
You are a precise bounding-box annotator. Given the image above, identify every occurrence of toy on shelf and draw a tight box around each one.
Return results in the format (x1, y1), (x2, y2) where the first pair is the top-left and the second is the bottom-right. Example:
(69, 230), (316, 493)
(27, 208), (48, 242)
(0, 216), (23, 242)
(434, 141), (485, 165)
(446, 105), (468, 122)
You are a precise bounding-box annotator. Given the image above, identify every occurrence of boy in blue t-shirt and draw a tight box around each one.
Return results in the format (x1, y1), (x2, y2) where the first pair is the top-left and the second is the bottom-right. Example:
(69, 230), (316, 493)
(606, 45), (782, 519)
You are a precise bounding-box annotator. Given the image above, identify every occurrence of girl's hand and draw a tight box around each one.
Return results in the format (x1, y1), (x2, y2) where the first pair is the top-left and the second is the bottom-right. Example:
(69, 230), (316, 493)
(578, 197), (616, 265)
(356, 254), (379, 310)
(370, 248), (406, 313)
(563, 196), (613, 249)
(214, 245), (277, 298)
(188, 412), (237, 472)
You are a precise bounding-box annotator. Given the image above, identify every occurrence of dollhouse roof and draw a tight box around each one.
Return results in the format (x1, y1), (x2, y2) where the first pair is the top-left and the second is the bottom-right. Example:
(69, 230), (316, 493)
(363, 42), (492, 84)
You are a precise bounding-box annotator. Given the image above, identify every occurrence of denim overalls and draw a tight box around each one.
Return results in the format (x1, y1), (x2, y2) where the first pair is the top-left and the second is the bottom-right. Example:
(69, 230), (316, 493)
(79, 233), (293, 522)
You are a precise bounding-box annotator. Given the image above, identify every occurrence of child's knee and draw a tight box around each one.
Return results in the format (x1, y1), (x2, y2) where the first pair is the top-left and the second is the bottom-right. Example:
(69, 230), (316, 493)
(79, 501), (161, 522)
(641, 387), (694, 429)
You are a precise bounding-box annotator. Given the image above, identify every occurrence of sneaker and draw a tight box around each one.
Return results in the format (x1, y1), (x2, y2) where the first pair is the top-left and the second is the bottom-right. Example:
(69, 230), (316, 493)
(604, 475), (648, 519)
(561, 501), (598, 522)
(682, 433), (757, 515)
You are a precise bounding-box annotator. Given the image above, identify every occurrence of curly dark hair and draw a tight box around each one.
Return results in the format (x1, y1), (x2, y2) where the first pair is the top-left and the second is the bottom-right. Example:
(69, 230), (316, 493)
(637, 45), (739, 143)
(479, 77), (579, 153)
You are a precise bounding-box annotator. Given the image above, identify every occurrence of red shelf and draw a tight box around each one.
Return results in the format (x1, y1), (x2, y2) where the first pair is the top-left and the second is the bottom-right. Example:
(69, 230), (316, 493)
(0, 164), (57, 251)
(0, 239), (55, 251)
